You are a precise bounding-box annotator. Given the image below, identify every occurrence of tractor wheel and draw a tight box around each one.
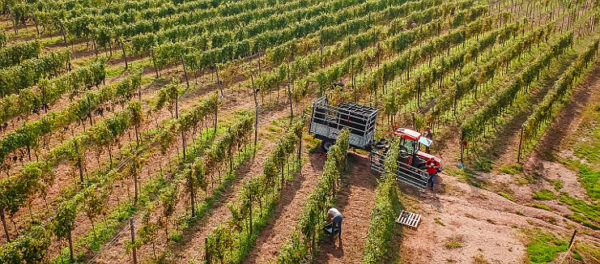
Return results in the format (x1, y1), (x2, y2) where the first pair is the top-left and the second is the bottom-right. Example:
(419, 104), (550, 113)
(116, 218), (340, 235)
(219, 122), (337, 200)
(322, 140), (334, 153)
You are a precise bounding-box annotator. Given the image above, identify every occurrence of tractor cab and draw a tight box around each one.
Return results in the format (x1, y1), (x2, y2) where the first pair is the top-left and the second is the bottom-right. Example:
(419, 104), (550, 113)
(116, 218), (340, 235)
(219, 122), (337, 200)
(393, 127), (440, 171)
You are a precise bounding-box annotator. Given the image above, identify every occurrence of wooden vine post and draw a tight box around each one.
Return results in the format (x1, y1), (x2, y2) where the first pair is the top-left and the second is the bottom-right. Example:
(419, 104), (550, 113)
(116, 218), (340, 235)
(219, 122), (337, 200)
(0, 207), (9, 242)
(517, 126), (524, 163)
(180, 52), (190, 89)
(228, 127), (233, 173)
(121, 40), (128, 70)
(216, 65), (224, 97)
(75, 140), (84, 184)
(249, 191), (253, 236)
(189, 169), (196, 217)
(133, 156), (139, 205)
(251, 73), (258, 147)
(151, 49), (159, 78)
(214, 92), (218, 134)
(287, 61), (293, 122)
(205, 237), (211, 263)
(130, 217), (137, 264)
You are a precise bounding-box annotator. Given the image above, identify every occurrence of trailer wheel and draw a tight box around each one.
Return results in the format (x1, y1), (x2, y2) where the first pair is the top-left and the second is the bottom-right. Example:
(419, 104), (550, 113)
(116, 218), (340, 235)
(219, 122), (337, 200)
(322, 140), (334, 153)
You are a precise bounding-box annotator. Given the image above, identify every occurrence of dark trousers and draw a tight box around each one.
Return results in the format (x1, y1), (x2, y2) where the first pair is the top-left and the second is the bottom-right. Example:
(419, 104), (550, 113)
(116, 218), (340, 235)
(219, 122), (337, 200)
(332, 215), (342, 237)
(428, 173), (436, 190)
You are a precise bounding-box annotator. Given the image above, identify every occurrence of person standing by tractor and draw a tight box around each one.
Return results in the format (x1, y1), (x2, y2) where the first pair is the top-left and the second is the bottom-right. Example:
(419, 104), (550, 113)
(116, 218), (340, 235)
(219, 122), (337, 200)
(426, 157), (440, 192)
(423, 126), (433, 153)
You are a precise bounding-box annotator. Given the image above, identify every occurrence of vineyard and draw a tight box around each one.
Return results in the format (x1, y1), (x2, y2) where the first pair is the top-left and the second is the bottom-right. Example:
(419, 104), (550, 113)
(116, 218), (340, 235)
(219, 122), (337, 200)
(0, 0), (599, 263)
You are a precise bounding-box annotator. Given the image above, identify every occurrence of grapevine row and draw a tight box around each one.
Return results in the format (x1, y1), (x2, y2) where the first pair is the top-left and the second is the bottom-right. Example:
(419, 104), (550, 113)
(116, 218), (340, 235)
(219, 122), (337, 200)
(0, 49), (71, 97)
(160, 0), (381, 70)
(0, 40), (41, 69)
(276, 129), (349, 263)
(0, 70), (141, 162)
(388, 19), (523, 112)
(522, 39), (600, 152)
(0, 60), (105, 124)
(254, 0), (468, 95)
(136, 113), (255, 262)
(362, 138), (402, 263)
(205, 117), (305, 263)
(461, 32), (574, 141)
(1, 94), (218, 261)
(289, 6), (491, 101)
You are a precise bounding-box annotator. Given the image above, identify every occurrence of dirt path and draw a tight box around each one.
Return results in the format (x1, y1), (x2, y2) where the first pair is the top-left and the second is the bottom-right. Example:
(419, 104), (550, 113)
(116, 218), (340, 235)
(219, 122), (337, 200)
(244, 153), (326, 264)
(314, 153), (378, 264)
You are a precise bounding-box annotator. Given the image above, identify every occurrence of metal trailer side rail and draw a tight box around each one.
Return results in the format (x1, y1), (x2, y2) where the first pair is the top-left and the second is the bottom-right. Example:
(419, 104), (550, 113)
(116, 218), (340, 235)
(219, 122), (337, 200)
(309, 95), (377, 150)
(370, 150), (430, 189)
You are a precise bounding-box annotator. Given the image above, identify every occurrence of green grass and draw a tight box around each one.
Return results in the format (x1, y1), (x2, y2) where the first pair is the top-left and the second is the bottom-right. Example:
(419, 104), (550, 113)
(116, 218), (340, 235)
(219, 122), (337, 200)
(530, 203), (550, 211)
(473, 157), (494, 172)
(559, 193), (600, 230)
(575, 244), (600, 262)
(434, 217), (445, 226)
(515, 177), (531, 185)
(573, 104), (600, 163)
(500, 164), (522, 175)
(444, 241), (462, 249)
(548, 180), (563, 191)
(533, 189), (555, 200)
(526, 230), (568, 264)
(498, 192), (515, 202)
(446, 168), (487, 188)
(569, 161), (600, 200)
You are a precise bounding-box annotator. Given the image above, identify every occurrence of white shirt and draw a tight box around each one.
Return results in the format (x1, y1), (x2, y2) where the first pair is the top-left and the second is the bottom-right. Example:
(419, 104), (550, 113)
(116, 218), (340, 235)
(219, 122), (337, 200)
(328, 208), (342, 218)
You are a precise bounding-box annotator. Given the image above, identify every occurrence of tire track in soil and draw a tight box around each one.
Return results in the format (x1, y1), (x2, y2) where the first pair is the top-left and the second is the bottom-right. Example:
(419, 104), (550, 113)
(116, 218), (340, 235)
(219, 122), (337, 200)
(244, 153), (327, 264)
(314, 153), (378, 264)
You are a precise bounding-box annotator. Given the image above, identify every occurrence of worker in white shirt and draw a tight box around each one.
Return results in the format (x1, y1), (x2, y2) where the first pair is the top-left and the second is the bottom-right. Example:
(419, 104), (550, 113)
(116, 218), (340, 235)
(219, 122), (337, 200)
(327, 207), (343, 239)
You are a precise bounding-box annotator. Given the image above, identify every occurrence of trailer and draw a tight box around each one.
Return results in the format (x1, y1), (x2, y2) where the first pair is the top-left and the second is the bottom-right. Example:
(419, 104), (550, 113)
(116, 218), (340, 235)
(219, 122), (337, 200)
(309, 95), (378, 151)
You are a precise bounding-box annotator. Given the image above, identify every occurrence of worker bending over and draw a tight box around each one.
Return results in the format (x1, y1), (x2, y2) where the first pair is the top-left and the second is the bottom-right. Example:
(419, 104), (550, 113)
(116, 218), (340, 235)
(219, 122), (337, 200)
(326, 207), (343, 240)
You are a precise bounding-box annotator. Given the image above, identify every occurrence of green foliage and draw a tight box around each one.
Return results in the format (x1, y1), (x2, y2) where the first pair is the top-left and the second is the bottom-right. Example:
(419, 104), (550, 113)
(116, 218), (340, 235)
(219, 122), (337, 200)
(0, 225), (50, 264)
(445, 241), (462, 249)
(473, 157), (493, 172)
(549, 180), (563, 191)
(363, 138), (403, 263)
(526, 230), (568, 264)
(0, 60), (106, 124)
(462, 30), (572, 141)
(500, 164), (522, 175)
(0, 49), (71, 97)
(523, 39), (599, 154)
(533, 189), (555, 200)
(0, 40), (42, 68)
(208, 117), (307, 263)
(559, 193), (600, 224)
(0, 69), (139, 161)
(572, 162), (600, 200)
(277, 128), (348, 263)
(498, 192), (515, 202)
(531, 203), (550, 211)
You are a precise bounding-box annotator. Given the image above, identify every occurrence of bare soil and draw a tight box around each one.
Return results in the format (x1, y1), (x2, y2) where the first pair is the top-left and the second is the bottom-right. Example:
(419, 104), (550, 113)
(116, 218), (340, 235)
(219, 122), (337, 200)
(314, 153), (378, 264)
(244, 154), (326, 264)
